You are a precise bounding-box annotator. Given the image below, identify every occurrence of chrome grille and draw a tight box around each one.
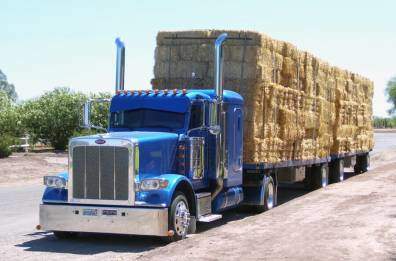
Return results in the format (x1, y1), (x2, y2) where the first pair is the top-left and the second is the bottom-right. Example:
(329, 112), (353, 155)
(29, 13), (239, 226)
(72, 146), (129, 201)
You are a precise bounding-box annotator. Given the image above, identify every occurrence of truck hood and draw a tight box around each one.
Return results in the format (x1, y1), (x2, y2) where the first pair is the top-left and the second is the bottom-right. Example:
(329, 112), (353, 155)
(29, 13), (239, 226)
(72, 131), (180, 179)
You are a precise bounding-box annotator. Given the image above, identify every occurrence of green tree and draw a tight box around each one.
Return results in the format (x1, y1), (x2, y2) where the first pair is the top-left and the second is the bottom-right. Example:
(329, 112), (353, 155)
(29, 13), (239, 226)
(20, 87), (86, 150)
(0, 91), (20, 157)
(386, 76), (396, 115)
(0, 70), (17, 102)
(20, 88), (111, 150)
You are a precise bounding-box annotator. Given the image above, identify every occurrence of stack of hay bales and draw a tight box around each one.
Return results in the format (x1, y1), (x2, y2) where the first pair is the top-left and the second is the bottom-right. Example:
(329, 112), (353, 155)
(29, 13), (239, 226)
(152, 30), (374, 164)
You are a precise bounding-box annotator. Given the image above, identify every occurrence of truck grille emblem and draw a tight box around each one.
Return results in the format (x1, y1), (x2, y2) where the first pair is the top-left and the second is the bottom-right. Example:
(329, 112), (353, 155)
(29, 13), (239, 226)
(95, 139), (106, 144)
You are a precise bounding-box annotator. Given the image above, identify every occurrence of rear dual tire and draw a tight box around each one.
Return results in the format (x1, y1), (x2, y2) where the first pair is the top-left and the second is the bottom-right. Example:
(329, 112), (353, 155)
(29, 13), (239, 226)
(254, 176), (276, 213)
(354, 153), (369, 174)
(330, 159), (344, 183)
(306, 164), (329, 189)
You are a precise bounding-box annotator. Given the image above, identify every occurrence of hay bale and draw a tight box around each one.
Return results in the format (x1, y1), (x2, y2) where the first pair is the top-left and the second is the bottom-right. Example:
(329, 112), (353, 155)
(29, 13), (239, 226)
(152, 30), (374, 164)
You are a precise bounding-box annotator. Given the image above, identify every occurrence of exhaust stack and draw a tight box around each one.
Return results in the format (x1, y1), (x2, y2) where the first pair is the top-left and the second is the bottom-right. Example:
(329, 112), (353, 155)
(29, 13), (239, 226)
(212, 33), (228, 200)
(115, 38), (125, 93)
(214, 33), (228, 102)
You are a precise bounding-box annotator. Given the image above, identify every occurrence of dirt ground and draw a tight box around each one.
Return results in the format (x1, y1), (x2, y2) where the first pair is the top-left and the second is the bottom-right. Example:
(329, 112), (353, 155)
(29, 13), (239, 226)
(139, 154), (396, 261)
(0, 134), (395, 260)
(0, 152), (67, 186)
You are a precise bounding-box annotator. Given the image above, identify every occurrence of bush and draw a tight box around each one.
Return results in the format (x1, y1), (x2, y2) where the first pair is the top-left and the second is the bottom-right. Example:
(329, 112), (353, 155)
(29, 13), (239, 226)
(19, 88), (111, 150)
(0, 135), (14, 158)
(0, 91), (22, 136)
(20, 87), (86, 150)
(0, 91), (20, 158)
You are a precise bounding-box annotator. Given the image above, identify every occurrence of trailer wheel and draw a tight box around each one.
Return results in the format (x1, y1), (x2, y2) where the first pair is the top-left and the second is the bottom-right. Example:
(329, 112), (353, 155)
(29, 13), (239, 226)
(354, 153), (369, 174)
(167, 192), (191, 242)
(53, 231), (77, 239)
(330, 159), (344, 183)
(264, 177), (275, 210)
(306, 164), (329, 189)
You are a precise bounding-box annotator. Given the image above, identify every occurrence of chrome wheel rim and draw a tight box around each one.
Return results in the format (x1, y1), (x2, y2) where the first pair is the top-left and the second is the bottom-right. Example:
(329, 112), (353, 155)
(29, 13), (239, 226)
(267, 182), (274, 209)
(174, 201), (190, 237)
(321, 167), (328, 187)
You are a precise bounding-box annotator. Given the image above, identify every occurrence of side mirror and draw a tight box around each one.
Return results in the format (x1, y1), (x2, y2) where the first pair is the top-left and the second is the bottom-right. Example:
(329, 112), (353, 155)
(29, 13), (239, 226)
(83, 101), (91, 129)
(82, 99), (110, 132)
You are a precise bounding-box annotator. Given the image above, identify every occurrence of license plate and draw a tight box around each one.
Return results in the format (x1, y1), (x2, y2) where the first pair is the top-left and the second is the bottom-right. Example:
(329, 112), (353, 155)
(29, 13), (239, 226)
(83, 209), (98, 216)
(102, 209), (117, 216)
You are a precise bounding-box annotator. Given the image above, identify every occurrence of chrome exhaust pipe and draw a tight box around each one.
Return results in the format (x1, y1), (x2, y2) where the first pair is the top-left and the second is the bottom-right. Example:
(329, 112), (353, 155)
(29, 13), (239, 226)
(214, 33), (228, 102)
(115, 37), (125, 93)
(212, 33), (228, 200)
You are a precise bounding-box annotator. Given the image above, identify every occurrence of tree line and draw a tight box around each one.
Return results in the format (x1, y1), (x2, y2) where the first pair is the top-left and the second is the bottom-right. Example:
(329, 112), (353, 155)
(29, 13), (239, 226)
(0, 83), (110, 157)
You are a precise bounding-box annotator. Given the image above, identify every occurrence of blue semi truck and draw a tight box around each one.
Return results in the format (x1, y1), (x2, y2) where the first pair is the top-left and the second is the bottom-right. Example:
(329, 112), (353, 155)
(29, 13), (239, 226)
(38, 34), (370, 241)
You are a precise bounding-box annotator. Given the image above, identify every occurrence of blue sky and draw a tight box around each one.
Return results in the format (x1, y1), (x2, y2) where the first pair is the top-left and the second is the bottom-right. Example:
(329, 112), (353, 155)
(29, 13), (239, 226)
(1, 0), (395, 116)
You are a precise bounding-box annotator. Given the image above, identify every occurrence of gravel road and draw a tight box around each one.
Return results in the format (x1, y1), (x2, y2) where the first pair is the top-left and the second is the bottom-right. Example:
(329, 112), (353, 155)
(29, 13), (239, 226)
(0, 132), (395, 260)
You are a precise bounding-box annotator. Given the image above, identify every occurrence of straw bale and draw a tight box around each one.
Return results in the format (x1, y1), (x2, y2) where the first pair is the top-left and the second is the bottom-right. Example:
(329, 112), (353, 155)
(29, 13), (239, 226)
(152, 30), (374, 164)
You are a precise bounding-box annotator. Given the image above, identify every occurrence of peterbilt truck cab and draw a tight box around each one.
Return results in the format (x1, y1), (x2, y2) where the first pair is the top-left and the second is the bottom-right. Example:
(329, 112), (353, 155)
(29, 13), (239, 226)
(39, 34), (251, 241)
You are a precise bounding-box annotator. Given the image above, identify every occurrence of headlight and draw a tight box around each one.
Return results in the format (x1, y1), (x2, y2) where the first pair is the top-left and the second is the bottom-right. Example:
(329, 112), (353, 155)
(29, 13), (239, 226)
(43, 176), (67, 189)
(140, 179), (169, 191)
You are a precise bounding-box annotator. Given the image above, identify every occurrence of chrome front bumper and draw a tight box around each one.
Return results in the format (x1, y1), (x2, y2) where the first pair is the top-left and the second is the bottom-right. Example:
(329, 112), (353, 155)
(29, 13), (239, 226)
(39, 204), (168, 236)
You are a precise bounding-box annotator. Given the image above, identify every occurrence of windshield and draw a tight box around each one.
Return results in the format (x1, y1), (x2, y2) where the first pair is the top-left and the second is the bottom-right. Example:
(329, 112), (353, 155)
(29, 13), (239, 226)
(110, 109), (186, 132)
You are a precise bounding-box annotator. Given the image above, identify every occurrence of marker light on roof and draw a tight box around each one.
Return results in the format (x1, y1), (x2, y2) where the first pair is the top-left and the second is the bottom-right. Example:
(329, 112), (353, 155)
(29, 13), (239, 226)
(123, 90), (128, 94)
(182, 89), (187, 95)
(116, 90), (121, 95)
(138, 90), (142, 95)
(145, 90), (150, 95)
(173, 89), (178, 95)
(154, 89), (159, 95)
(164, 89), (168, 95)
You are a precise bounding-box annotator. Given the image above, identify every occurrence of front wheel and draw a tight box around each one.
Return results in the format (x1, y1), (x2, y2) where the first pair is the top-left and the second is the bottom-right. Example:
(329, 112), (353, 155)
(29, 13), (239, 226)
(167, 192), (192, 241)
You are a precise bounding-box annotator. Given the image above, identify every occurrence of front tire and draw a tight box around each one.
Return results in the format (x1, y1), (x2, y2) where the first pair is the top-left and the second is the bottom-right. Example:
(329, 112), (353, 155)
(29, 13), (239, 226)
(167, 192), (191, 241)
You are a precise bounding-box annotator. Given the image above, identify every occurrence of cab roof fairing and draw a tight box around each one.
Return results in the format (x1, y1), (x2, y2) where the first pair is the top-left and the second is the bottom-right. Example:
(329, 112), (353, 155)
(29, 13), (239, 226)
(109, 89), (243, 113)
